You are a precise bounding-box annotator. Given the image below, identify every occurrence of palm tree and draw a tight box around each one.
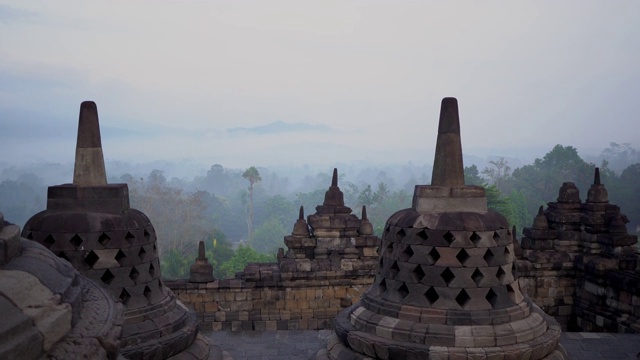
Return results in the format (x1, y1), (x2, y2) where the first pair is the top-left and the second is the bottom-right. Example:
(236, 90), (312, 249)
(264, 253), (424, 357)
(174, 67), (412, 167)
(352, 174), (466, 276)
(242, 166), (261, 242)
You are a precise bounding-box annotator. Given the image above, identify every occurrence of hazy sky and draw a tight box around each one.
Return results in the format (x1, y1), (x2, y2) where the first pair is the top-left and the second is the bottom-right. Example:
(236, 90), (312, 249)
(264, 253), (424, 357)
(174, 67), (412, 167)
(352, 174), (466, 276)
(1, 1), (639, 168)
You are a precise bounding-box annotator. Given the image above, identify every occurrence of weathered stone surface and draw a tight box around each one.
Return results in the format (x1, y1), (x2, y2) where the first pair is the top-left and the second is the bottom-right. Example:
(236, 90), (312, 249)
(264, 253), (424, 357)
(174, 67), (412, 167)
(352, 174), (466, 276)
(20, 101), (207, 359)
(322, 98), (565, 359)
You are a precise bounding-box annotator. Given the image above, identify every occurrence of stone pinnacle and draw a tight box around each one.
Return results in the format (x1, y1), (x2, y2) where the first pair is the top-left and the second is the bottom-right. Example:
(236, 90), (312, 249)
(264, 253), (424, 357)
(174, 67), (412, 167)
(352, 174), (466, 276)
(73, 101), (107, 186)
(431, 97), (464, 187)
(298, 206), (304, 220)
(331, 168), (338, 187)
(198, 240), (206, 260)
(594, 167), (601, 185)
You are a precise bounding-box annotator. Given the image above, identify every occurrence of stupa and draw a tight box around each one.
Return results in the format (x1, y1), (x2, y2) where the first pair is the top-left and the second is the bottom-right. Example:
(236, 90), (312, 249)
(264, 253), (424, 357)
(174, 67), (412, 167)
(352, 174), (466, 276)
(321, 98), (566, 359)
(21, 101), (210, 359)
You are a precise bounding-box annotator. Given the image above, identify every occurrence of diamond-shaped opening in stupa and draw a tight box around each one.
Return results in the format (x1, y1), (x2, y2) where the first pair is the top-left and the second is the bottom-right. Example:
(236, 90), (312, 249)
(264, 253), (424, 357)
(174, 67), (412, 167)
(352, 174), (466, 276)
(119, 288), (131, 305)
(456, 248), (470, 265)
(429, 247), (441, 264)
(469, 231), (481, 245)
(403, 245), (414, 260)
(84, 250), (99, 268)
(98, 232), (110, 247)
(493, 231), (501, 241)
(471, 268), (484, 286)
(26, 232), (33, 240)
(143, 285), (152, 300)
(138, 246), (146, 260)
(379, 256), (384, 267)
(396, 228), (406, 242)
(149, 262), (156, 277)
(496, 266), (506, 282)
(425, 287), (439, 305)
(101, 269), (115, 284)
(129, 266), (139, 282)
(390, 260), (400, 276)
(412, 265), (425, 282)
(443, 231), (455, 245)
(398, 283), (410, 299)
(416, 230), (429, 241)
(144, 229), (151, 241)
(125, 231), (135, 245)
(115, 249), (127, 265)
(378, 278), (387, 296)
(485, 288), (498, 308)
(70, 234), (83, 250)
(440, 267), (455, 286)
(386, 241), (394, 255)
(504, 246), (511, 256)
(483, 248), (495, 265)
(57, 251), (70, 262)
(455, 289), (471, 308)
(44, 234), (55, 249)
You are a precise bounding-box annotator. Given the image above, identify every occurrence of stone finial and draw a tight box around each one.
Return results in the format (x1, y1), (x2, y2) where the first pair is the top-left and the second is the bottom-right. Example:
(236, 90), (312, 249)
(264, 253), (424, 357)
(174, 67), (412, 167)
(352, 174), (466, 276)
(587, 167), (609, 203)
(532, 206), (549, 229)
(331, 168), (338, 187)
(189, 240), (214, 283)
(73, 101), (107, 186)
(323, 168), (345, 206)
(358, 206), (374, 235)
(557, 182), (581, 203)
(431, 97), (464, 187)
(292, 206), (310, 236)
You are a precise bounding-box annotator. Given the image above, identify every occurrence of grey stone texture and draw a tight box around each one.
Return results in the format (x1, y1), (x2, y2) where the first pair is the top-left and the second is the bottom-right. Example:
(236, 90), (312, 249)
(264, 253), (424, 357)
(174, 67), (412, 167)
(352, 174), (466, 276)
(73, 101), (108, 186)
(518, 168), (640, 333)
(190, 241), (215, 283)
(19, 102), (211, 360)
(321, 98), (566, 359)
(0, 215), (123, 359)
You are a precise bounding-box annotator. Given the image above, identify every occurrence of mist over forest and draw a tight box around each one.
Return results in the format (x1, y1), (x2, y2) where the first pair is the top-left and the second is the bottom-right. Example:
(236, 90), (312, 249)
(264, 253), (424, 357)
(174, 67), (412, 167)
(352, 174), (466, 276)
(2, 142), (639, 279)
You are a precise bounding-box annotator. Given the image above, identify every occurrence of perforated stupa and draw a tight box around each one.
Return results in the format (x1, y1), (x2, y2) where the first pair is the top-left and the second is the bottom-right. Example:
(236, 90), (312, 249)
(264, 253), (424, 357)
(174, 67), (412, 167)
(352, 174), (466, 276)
(321, 98), (566, 359)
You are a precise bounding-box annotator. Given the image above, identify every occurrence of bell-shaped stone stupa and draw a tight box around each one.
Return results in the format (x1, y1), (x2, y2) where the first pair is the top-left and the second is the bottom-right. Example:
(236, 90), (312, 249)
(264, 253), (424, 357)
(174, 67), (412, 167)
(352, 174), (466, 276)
(21, 101), (210, 360)
(321, 98), (566, 359)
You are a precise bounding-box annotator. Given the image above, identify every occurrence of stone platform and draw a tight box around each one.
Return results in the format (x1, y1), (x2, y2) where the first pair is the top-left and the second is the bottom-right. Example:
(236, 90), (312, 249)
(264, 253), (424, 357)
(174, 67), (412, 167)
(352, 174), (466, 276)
(203, 330), (640, 360)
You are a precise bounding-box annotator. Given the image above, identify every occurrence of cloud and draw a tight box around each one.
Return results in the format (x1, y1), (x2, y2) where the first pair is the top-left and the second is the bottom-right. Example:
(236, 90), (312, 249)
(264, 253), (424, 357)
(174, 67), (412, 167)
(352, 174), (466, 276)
(227, 121), (332, 135)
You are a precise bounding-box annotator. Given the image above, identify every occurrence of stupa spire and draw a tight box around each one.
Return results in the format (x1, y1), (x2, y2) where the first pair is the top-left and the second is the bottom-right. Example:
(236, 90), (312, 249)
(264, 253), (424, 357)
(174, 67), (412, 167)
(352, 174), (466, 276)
(331, 168), (338, 187)
(594, 167), (601, 185)
(73, 101), (107, 186)
(431, 97), (464, 187)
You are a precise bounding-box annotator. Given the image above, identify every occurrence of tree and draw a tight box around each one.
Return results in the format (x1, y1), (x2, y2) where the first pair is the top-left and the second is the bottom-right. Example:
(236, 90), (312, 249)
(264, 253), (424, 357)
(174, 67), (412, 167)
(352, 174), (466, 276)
(250, 217), (287, 255)
(482, 158), (511, 191)
(464, 165), (485, 186)
(242, 166), (262, 242)
(219, 245), (275, 279)
(509, 145), (594, 216)
(358, 185), (375, 207)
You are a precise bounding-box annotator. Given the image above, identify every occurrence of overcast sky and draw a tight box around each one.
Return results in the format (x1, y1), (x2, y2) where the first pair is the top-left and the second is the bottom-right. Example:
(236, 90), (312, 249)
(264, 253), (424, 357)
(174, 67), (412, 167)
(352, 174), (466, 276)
(1, 1), (639, 169)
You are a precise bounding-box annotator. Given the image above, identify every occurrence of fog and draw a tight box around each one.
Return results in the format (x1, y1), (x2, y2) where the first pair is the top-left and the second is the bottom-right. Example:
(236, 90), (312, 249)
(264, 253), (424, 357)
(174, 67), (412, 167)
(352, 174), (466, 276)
(1, 1), (640, 169)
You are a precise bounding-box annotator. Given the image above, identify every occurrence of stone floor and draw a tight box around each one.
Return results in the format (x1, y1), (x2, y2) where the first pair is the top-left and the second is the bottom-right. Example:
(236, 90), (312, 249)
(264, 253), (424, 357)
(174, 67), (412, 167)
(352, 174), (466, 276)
(205, 330), (640, 360)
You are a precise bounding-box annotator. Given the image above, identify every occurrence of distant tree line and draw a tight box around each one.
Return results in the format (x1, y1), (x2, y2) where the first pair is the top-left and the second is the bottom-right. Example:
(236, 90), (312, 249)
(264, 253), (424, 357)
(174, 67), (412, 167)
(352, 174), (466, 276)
(0, 143), (638, 279)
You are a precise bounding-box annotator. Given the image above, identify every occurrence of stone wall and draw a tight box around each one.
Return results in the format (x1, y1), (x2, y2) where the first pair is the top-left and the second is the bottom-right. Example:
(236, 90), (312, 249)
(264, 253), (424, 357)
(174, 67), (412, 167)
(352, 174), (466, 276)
(166, 272), (372, 331)
(517, 175), (640, 333)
